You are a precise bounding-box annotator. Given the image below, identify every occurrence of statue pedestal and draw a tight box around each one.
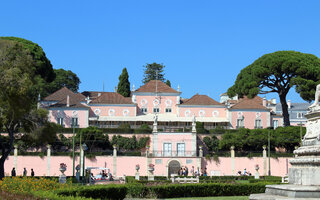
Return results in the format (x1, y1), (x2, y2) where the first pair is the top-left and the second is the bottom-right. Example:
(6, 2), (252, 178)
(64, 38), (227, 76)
(135, 172), (140, 180)
(250, 110), (320, 199)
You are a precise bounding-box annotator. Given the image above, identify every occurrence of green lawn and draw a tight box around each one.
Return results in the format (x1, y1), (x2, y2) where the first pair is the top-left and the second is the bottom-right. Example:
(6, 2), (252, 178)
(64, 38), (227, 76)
(166, 196), (249, 200)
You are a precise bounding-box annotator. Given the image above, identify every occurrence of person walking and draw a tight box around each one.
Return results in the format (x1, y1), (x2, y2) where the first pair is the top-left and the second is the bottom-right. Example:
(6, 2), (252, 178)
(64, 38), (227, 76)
(31, 168), (35, 177)
(185, 166), (189, 176)
(23, 168), (27, 176)
(11, 167), (16, 177)
(190, 166), (195, 176)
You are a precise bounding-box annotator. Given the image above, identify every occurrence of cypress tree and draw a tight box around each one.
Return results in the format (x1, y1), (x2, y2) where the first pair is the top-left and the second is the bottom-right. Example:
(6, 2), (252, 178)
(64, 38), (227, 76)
(117, 68), (131, 97)
(166, 80), (171, 87)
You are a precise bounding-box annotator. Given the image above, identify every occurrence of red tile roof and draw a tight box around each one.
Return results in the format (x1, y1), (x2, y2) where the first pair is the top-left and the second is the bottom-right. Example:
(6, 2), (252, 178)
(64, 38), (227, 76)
(90, 92), (133, 104)
(50, 93), (87, 108)
(135, 80), (179, 93)
(181, 94), (222, 105)
(230, 96), (269, 110)
(44, 87), (75, 101)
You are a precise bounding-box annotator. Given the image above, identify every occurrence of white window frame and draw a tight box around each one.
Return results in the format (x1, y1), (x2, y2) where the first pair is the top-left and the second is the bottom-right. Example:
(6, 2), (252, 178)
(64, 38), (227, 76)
(163, 143), (172, 156)
(57, 117), (64, 127)
(255, 119), (262, 128)
(273, 120), (279, 129)
(177, 143), (185, 157)
(237, 119), (244, 128)
(141, 108), (148, 113)
(153, 108), (160, 113)
(71, 117), (78, 127)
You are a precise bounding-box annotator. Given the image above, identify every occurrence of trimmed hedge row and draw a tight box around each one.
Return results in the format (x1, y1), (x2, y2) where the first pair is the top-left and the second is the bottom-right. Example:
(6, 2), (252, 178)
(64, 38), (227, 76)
(57, 184), (127, 200)
(57, 182), (270, 199)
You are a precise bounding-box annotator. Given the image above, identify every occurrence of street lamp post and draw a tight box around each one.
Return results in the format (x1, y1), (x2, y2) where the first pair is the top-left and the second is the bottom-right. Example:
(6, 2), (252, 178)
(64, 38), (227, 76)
(72, 122), (76, 177)
(268, 130), (271, 176)
(82, 143), (88, 184)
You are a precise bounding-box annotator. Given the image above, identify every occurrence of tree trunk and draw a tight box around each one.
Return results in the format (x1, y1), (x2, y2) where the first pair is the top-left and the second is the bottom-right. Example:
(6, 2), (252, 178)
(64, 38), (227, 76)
(0, 129), (14, 180)
(280, 94), (291, 127)
(0, 159), (5, 179)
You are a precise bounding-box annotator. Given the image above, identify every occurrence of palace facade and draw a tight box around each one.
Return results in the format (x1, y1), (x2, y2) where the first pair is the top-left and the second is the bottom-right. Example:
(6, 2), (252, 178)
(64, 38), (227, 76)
(41, 80), (306, 130)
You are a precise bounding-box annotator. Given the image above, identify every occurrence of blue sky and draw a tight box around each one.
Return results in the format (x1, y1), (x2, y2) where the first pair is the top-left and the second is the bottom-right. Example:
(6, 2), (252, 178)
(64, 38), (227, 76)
(1, 1), (320, 103)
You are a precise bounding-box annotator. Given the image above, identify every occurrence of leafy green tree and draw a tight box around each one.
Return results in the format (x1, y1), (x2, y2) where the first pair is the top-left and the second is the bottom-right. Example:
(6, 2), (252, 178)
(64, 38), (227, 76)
(49, 69), (81, 93)
(0, 40), (57, 179)
(203, 136), (219, 152)
(274, 126), (306, 152)
(228, 51), (320, 126)
(0, 37), (55, 98)
(117, 68), (131, 97)
(196, 122), (208, 134)
(166, 80), (171, 87)
(142, 62), (166, 84)
(77, 127), (106, 152)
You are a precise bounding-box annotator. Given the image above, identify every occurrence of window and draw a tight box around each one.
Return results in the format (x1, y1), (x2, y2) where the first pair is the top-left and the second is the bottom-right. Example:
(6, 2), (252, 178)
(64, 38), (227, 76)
(141, 108), (148, 113)
(153, 108), (160, 113)
(71, 118), (78, 127)
(255, 119), (262, 128)
(163, 143), (172, 156)
(177, 143), (185, 156)
(273, 120), (279, 129)
(165, 108), (172, 113)
(297, 112), (304, 119)
(236, 119), (244, 128)
(57, 118), (64, 127)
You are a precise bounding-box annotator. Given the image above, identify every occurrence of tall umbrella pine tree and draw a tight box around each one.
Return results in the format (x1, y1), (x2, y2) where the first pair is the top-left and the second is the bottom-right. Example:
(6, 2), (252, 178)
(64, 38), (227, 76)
(228, 51), (320, 127)
(117, 68), (131, 97)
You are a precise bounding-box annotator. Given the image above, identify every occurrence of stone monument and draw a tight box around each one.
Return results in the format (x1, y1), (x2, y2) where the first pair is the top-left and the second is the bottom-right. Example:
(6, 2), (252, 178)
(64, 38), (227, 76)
(153, 114), (158, 133)
(250, 84), (320, 199)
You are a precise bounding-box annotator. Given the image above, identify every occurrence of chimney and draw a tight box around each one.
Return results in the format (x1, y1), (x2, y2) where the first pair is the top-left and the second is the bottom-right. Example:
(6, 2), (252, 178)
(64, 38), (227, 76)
(271, 98), (276, 104)
(98, 93), (101, 97)
(86, 96), (90, 104)
(287, 100), (291, 109)
(115, 86), (118, 93)
(67, 95), (70, 107)
(263, 98), (267, 107)
(177, 85), (180, 92)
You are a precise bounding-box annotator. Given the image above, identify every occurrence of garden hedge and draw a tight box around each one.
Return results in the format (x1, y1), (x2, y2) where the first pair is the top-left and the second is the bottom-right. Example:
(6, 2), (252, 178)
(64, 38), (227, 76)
(57, 182), (270, 199)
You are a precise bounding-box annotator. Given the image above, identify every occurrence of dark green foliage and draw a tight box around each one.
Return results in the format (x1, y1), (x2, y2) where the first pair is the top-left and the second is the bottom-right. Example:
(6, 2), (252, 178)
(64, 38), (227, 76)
(203, 135), (219, 152)
(142, 62), (166, 84)
(228, 51), (320, 126)
(218, 126), (305, 152)
(111, 135), (149, 150)
(57, 184), (127, 200)
(196, 122), (208, 133)
(165, 80), (171, 87)
(117, 68), (131, 97)
(0, 37), (55, 98)
(57, 182), (269, 199)
(77, 127), (109, 152)
(274, 126), (305, 152)
(134, 124), (152, 133)
(49, 69), (80, 93)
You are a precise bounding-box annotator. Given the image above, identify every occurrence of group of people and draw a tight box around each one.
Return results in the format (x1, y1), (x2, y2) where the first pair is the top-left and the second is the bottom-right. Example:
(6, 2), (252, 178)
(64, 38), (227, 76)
(178, 166), (208, 176)
(11, 167), (35, 177)
(237, 168), (252, 176)
(100, 169), (113, 181)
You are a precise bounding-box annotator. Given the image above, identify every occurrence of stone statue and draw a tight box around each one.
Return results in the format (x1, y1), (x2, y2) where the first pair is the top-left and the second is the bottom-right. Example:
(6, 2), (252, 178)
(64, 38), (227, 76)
(153, 114), (158, 124)
(192, 114), (196, 124)
(310, 84), (320, 108)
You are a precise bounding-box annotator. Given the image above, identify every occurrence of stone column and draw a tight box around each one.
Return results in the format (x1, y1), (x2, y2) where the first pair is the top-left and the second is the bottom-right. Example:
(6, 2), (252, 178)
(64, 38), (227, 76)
(46, 144), (51, 176)
(80, 146), (84, 176)
(13, 144), (18, 170)
(199, 146), (203, 157)
(113, 145), (117, 177)
(263, 146), (267, 176)
(230, 146), (235, 175)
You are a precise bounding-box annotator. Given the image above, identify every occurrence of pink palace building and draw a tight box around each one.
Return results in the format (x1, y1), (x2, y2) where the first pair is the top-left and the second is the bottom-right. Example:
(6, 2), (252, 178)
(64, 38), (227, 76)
(37, 80), (300, 176)
(42, 80), (285, 130)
